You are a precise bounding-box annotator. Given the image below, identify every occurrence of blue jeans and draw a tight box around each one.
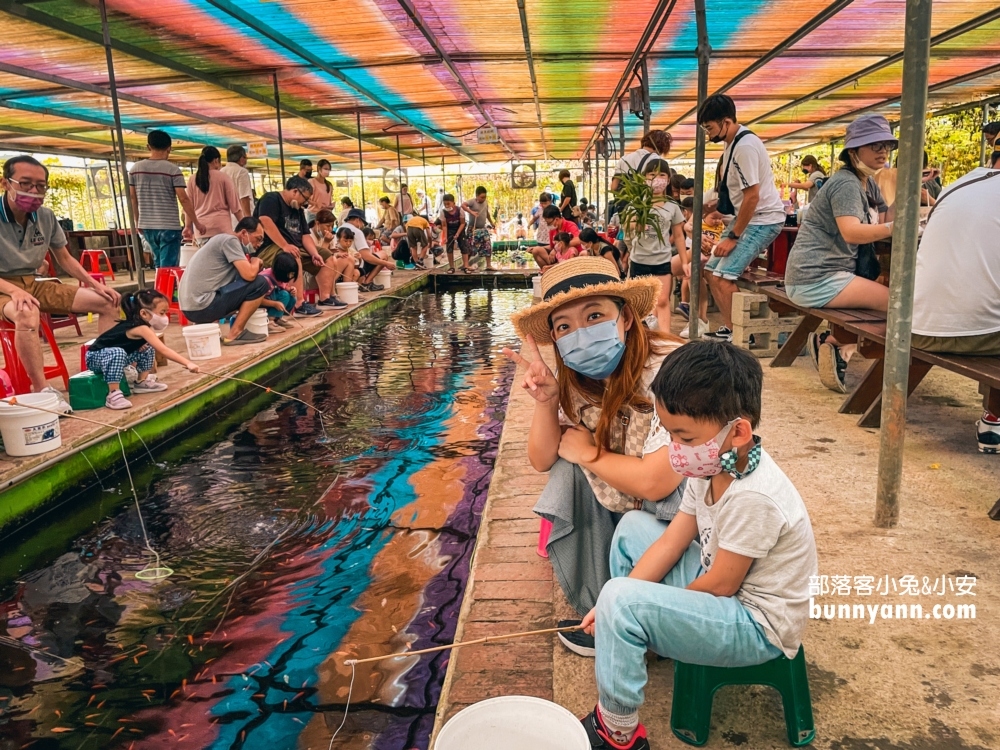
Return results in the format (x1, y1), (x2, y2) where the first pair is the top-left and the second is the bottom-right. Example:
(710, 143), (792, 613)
(704, 222), (782, 280)
(142, 229), (182, 268)
(596, 511), (782, 715)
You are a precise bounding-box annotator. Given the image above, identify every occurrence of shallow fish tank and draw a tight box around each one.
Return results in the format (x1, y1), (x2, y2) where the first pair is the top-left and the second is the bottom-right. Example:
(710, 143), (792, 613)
(0, 288), (530, 749)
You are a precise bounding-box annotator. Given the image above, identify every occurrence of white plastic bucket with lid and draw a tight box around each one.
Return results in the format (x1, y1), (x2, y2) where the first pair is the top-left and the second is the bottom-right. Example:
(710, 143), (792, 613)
(0, 392), (62, 457)
(436, 696), (589, 750)
(182, 323), (222, 360)
(179, 244), (199, 268)
(376, 269), (392, 288)
(532, 275), (542, 298)
(246, 309), (269, 337)
(336, 282), (359, 305)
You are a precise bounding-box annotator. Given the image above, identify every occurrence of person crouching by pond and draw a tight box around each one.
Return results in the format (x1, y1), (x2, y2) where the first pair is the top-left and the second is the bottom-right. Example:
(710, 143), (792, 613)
(503, 256), (687, 658)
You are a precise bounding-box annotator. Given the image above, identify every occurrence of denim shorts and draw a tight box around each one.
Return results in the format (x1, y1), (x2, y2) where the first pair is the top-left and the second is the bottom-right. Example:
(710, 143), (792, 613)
(705, 222), (782, 280)
(785, 271), (855, 308)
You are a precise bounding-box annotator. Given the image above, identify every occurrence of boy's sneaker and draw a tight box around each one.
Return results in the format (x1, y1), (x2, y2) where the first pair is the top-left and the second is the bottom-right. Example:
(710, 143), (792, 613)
(105, 390), (132, 410)
(702, 326), (733, 342)
(679, 319), (710, 340)
(807, 331), (829, 369)
(976, 416), (1000, 454)
(295, 302), (322, 317)
(818, 342), (848, 393)
(676, 302), (690, 320)
(581, 706), (650, 750)
(556, 619), (595, 657)
(132, 376), (168, 393)
(39, 385), (73, 414)
(318, 295), (348, 308)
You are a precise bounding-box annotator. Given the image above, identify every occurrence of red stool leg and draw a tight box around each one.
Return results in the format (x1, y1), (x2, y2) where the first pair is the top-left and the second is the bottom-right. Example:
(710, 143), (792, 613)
(0, 323), (32, 394)
(38, 320), (70, 390)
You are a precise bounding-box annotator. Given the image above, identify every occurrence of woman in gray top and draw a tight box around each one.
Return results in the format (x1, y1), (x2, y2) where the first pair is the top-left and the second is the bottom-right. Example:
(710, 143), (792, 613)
(784, 114), (896, 393)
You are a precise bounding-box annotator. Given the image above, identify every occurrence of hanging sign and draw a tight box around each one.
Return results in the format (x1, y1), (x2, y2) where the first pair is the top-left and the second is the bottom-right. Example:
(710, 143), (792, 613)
(476, 126), (499, 145)
(246, 141), (269, 158)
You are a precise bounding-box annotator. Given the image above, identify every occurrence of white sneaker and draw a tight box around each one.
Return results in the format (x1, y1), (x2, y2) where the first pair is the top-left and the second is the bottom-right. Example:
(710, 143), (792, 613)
(132, 375), (168, 393)
(105, 390), (132, 409)
(679, 319), (710, 340)
(39, 385), (72, 414)
(643, 313), (659, 330)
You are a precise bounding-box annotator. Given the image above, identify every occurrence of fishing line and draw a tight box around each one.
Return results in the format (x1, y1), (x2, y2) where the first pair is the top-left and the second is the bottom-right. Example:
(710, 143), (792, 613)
(327, 661), (355, 749)
(286, 315), (331, 367)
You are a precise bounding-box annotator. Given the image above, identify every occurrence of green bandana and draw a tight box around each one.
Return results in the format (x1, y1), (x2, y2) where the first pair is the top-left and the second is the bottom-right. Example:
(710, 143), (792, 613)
(720, 435), (762, 479)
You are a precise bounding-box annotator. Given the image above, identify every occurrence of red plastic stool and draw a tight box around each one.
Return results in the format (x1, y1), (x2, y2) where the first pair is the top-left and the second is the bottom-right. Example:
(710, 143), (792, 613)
(42, 312), (83, 337)
(0, 319), (71, 394)
(154, 267), (188, 325)
(537, 517), (553, 558)
(79, 249), (115, 281)
(303, 289), (319, 304)
(79, 273), (107, 288)
(44, 252), (59, 278)
(80, 338), (96, 371)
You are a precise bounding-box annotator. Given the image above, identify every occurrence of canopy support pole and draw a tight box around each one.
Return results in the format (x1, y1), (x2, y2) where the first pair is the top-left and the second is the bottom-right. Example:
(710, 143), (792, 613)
(981, 102), (991, 167)
(689, 0), (710, 341)
(396, 135), (403, 203)
(356, 110), (365, 208)
(272, 73), (286, 184)
(422, 146), (428, 210)
(618, 100), (626, 156)
(98, 0), (143, 288)
(874, 0), (933, 528)
(640, 59), (651, 135)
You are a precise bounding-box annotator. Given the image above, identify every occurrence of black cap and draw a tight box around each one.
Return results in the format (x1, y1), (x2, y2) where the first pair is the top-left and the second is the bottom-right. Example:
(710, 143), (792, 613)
(346, 208), (368, 224)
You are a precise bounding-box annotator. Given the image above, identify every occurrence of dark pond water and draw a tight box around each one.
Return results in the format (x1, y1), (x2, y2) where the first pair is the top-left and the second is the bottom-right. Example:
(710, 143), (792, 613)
(0, 288), (529, 750)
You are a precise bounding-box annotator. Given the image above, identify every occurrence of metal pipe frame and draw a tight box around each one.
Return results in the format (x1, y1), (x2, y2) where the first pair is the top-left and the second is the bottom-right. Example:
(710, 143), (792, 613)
(874, 0), (933, 528)
(516, 0), (548, 159)
(98, 0), (144, 288)
(357, 111), (366, 208)
(688, 0), (710, 342)
(273, 73), (287, 184)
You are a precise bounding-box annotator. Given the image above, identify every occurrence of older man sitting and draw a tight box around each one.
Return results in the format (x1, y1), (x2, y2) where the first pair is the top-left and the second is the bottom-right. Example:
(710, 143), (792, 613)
(1, 156), (121, 411)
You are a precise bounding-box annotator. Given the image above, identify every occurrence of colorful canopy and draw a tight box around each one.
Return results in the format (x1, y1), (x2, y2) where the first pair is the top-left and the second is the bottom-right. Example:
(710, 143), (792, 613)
(0, 0), (997, 168)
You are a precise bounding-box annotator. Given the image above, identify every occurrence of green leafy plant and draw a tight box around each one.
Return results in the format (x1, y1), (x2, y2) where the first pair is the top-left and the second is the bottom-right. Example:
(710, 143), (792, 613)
(614, 170), (665, 244)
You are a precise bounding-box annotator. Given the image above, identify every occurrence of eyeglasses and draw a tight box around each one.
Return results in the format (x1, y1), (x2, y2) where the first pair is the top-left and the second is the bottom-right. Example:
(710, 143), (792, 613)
(866, 141), (894, 154)
(10, 179), (49, 194)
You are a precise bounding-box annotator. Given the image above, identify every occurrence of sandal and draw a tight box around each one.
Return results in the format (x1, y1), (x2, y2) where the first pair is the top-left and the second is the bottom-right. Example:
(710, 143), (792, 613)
(463, 267), (473, 274)
(448, 267), (456, 274)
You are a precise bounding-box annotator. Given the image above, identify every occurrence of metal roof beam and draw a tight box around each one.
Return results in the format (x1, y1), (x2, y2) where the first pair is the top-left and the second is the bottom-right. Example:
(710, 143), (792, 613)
(743, 6), (1000, 131)
(391, 0), (516, 158)
(197, 0), (474, 162)
(0, 124), (114, 148)
(0, 1), (428, 162)
(0, 60), (333, 156)
(516, 0), (547, 159)
(0, 140), (115, 161)
(663, 0), (856, 132)
(581, 0), (680, 159)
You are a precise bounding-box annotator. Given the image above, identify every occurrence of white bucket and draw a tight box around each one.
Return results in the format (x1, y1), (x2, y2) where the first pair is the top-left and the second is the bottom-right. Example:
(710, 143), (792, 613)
(376, 269), (392, 289)
(532, 275), (542, 298)
(179, 243), (199, 268)
(182, 323), (223, 361)
(436, 696), (589, 750)
(246, 309), (269, 337)
(0, 392), (63, 457)
(336, 282), (359, 305)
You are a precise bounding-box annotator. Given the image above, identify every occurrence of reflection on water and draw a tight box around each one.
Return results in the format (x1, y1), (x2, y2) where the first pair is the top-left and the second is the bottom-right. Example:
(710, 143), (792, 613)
(0, 289), (528, 749)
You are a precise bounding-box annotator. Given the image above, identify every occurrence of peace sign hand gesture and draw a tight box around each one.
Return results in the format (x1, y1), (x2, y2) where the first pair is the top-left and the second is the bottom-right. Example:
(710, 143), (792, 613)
(501, 335), (559, 404)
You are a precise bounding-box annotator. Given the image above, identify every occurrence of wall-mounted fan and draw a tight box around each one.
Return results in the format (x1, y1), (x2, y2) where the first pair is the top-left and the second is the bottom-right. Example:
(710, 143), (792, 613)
(383, 168), (406, 193)
(511, 163), (536, 189)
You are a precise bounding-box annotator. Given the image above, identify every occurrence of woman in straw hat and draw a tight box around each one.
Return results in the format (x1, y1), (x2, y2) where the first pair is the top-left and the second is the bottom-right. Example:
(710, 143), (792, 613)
(503, 256), (686, 657)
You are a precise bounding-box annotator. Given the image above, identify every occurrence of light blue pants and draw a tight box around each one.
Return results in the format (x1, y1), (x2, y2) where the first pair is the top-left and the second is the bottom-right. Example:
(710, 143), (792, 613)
(596, 511), (782, 715)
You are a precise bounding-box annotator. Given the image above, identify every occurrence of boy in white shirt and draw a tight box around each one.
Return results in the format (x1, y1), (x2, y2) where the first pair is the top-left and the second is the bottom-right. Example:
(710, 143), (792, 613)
(580, 341), (817, 749)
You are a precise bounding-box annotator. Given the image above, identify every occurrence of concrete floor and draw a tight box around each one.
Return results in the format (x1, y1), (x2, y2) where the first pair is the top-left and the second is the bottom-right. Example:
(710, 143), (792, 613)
(440, 310), (999, 749)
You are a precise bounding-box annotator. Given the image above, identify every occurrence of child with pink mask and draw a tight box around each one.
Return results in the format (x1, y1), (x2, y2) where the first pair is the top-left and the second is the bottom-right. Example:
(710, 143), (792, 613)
(578, 341), (817, 749)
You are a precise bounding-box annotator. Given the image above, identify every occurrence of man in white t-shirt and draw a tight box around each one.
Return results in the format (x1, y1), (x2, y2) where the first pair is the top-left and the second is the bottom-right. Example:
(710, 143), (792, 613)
(912, 153), (1000, 453)
(697, 94), (785, 342)
(221, 145), (254, 228)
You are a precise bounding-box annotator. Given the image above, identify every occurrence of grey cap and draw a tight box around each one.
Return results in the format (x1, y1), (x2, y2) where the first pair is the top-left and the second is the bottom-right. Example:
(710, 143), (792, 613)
(839, 114), (898, 160)
(346, 207), (368, 224)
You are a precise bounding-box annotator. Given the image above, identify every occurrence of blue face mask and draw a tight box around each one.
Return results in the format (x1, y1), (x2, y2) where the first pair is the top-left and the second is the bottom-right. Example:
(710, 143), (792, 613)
(555, 317), (626, 380)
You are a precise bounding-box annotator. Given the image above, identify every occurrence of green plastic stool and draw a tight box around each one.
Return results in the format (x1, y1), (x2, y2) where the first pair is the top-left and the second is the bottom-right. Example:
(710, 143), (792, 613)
(69, 370), (130, 410)
(671, 646), (815, 747)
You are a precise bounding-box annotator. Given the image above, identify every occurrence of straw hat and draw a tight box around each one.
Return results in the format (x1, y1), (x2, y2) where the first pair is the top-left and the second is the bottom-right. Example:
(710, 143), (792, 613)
(512, 256), (661, 344)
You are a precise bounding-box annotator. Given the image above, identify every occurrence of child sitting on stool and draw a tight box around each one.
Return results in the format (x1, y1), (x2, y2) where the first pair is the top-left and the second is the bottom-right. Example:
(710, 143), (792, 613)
(258, 252), (299, 333)
(580, 341), (817, 749)
(86, 290), (200, 410)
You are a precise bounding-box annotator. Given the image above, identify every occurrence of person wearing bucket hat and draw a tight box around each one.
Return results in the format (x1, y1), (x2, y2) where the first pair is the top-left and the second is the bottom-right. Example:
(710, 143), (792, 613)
(502, 256), (687, 658)
(785, 113), (896, 393)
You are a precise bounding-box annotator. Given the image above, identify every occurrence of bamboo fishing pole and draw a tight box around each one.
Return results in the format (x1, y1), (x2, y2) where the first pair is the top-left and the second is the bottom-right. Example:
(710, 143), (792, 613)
(345, 624), (585, 665)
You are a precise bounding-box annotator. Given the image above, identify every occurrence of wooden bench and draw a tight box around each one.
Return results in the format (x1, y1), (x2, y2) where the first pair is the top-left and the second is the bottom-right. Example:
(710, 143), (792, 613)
(752, 285), (1000, 428)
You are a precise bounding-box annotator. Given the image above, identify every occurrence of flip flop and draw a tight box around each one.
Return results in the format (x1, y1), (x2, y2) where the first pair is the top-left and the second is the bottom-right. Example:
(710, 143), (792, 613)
(448, 267), (456, 274)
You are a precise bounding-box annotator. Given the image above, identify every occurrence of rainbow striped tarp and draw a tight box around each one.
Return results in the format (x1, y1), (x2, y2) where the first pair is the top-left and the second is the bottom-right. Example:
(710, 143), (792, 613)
(0, 0), (997, 166)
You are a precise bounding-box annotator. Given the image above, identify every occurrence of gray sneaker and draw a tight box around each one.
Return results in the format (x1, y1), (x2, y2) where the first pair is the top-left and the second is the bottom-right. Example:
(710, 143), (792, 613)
(223, 329), (267, 346)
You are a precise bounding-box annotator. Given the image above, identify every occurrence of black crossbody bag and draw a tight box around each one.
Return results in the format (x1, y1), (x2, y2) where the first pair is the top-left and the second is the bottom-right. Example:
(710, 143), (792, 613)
(716, 130), (754, 216)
